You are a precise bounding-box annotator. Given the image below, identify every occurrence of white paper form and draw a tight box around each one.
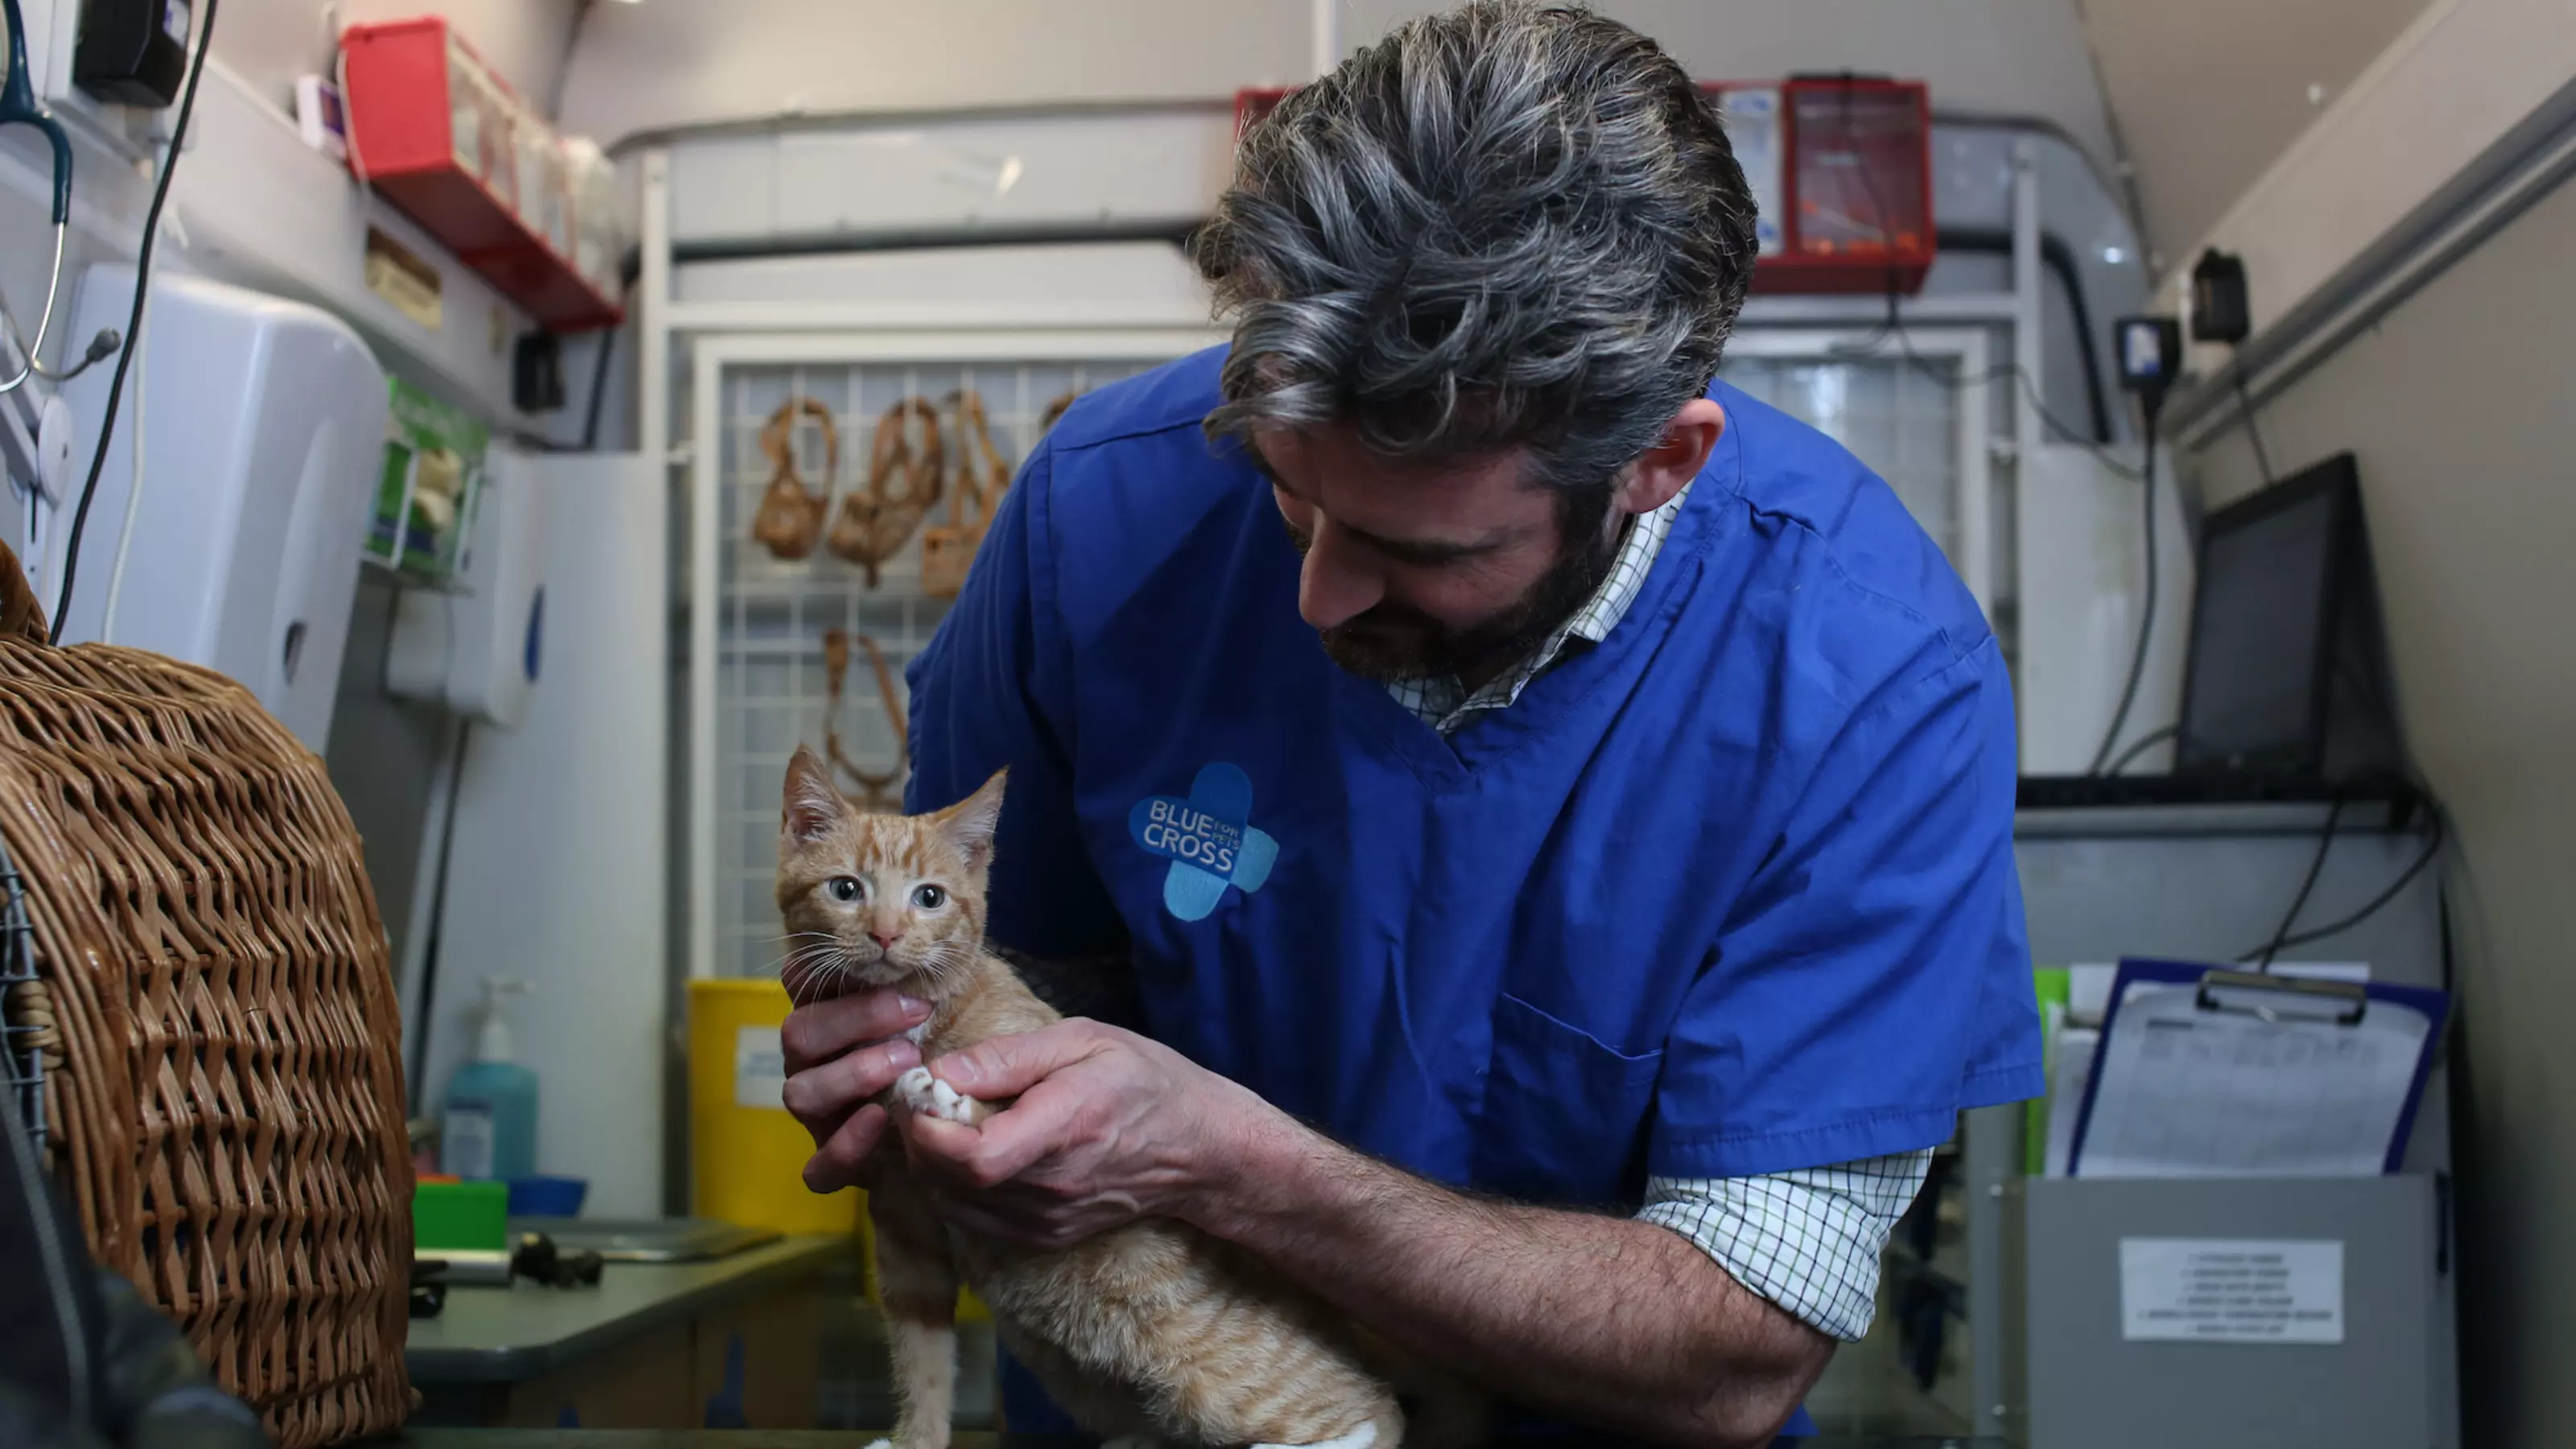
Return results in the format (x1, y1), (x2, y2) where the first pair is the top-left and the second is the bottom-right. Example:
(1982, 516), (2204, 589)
(2044, 964), (2368, 1177)
(2073, 980), (2434, 1179)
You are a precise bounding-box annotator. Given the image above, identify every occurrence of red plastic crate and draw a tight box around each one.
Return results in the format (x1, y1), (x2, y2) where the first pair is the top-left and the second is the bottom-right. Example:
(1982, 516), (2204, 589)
(340, 17), (622, 332)
(1233, 86), (1294, 138)
(1770, 76), (1934, 296)
(1233, 80), (1933, 297)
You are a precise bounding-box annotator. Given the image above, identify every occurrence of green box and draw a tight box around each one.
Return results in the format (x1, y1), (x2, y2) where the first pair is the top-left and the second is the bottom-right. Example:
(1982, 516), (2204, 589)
(365, 378), (489, 582)
(2028, 966), (2073, 1177)
(413, 1179), (510, 1253)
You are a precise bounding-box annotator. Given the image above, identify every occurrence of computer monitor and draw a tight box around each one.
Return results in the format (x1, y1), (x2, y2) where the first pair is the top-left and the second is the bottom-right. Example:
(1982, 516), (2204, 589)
(2175, 453), (2403, 781)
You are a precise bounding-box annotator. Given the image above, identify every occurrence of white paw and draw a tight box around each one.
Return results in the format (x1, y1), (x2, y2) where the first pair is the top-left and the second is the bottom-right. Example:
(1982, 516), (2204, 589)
(861, 1440), (893, 1449)
(894, 1066), (976, 1125)
(1253, 1424), (1378, 1449)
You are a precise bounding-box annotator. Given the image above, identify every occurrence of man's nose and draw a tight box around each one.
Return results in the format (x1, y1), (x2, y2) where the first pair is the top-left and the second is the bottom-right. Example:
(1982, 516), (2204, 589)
(1297, 518), (1384, 631)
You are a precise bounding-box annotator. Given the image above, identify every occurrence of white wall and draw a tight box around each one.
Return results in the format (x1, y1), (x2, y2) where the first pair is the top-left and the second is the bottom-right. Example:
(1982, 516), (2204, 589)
(561, 0), (2116, 173)
(2083, 0), (2576, 350)
(414, 452), (670, 1216)
(560, 0), (1313, 144)
(2074, 0), (2434, 268)
(2186, 169), (2576, 1449)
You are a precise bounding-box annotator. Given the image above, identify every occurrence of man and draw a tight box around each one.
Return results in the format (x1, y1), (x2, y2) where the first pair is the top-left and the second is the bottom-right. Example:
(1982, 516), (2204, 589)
(780, 5), (2041, 1444)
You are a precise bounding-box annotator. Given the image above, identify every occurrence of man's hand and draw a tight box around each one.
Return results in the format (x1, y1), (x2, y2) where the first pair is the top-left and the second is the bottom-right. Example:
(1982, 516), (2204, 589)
(779, 989), (935, 1193)
(895, 1019), (1272, 1249)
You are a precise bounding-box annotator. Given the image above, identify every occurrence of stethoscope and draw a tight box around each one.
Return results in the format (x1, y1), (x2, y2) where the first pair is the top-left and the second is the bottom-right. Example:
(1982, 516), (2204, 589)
(0, 0), (75, 397)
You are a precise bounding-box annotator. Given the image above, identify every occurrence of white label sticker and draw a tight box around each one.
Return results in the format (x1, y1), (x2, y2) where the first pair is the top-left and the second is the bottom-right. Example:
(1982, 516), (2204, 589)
(734, 1025), (788, 1110)
(442, 1105), (496, 1179)
(163, 1), (192, 46)
(2120, 1238), (2344, 1344)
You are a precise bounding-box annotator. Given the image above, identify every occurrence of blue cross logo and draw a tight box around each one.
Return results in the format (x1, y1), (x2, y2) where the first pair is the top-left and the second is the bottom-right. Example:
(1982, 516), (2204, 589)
(1126, 762), (1278, 922)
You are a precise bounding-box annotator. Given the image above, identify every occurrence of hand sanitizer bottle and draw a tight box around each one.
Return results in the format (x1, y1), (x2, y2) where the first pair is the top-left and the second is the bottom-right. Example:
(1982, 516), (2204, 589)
(441, 977), (538, 1182)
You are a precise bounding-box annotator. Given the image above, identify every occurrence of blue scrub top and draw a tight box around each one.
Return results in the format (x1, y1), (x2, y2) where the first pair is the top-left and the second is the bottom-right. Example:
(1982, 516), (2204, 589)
(905, 347), (2043, 1442)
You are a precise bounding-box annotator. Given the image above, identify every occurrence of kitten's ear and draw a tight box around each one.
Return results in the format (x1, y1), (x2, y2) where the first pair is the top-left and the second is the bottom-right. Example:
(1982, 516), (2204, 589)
(934, 769), (1008, 872)
(782, 746), (849, 844)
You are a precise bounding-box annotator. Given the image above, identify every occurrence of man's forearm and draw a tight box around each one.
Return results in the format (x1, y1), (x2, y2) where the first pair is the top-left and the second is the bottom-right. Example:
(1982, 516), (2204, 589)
(1187, 1106), (1831, 1447)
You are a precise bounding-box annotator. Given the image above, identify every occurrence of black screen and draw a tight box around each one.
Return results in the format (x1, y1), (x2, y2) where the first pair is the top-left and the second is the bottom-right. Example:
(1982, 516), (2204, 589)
(2179, 491), (2336, 769)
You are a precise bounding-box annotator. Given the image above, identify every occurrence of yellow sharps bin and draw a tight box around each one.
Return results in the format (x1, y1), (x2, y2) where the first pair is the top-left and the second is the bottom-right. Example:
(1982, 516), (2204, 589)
(687, 977), (987, 1322)
(689, 978), (863, 1235)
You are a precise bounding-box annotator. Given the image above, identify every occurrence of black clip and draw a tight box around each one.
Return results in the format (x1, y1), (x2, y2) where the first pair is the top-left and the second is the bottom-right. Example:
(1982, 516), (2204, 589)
(2194, 968), (2368, 1026)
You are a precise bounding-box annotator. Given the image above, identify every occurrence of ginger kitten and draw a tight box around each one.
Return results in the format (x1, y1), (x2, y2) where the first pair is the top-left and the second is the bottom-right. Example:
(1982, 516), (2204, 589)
(777, 747), (1452, 1449)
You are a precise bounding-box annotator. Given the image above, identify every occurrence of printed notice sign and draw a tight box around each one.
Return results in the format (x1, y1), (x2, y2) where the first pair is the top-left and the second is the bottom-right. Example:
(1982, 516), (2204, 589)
(365, 226), (444, 332)
(734, 1025), (787, 1110)
(2120, 1238), (2344, 1344)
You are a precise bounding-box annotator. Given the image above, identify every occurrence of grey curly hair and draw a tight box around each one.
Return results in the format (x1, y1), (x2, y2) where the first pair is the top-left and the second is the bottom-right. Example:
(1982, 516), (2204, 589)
(1193, 2), (1758, 502)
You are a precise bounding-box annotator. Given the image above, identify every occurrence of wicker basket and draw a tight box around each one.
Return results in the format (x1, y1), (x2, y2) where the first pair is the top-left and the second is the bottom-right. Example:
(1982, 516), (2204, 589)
(0, 555), (413, 1447)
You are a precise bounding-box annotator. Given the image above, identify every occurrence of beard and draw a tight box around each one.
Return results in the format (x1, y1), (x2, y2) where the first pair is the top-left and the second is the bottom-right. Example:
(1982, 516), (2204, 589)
(1295, 500), (1623, 685)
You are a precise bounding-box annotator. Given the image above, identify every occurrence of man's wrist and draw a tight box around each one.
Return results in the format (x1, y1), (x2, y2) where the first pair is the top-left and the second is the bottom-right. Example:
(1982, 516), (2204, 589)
(1180, 1080), (1320, 1241)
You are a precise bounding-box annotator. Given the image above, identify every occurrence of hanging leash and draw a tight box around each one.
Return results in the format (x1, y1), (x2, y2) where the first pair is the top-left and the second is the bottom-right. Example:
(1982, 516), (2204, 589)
(821, 629), (907, 811)
(921, 389), (1010, 598)
(749, 396), (836, 561)
(828, 397), (943, 588)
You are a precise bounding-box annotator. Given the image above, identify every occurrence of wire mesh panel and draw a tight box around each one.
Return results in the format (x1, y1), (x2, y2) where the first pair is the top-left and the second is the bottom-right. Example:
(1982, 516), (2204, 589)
(710, 355), (1166, 981)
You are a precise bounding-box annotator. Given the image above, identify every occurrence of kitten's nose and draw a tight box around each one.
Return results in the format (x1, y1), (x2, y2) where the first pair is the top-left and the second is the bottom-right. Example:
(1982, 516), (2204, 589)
(870, 930), (899, 949)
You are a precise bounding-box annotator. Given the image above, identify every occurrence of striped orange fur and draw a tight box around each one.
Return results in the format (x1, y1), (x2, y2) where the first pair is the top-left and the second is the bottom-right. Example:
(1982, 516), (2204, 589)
(777, 747), (1472, 1449)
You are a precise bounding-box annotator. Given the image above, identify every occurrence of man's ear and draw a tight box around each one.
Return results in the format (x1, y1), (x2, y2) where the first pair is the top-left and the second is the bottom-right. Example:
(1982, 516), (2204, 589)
(1614, 397), (1725, 518)
(782, 745), (849, 844)
(934, 770), (1008, 873)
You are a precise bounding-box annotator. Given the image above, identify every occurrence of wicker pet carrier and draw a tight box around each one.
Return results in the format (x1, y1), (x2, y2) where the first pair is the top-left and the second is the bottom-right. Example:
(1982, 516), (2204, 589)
(0, 551), (413, 1447)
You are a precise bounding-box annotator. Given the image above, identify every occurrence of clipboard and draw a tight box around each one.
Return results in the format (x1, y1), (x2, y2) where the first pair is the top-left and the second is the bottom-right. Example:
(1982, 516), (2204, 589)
(2065, 959), (2449, 1178)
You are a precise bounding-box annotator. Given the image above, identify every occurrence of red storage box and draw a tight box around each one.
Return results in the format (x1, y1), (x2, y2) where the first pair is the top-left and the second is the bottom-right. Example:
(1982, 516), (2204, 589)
(1232, 80), (1934, 298)
(1233, 86), (1293, 138)
(340, 17), (622, 332)
(1708, 77), (1934, 297)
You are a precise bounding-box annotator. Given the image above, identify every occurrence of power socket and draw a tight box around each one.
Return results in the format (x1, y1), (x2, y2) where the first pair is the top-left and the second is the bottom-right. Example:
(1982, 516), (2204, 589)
(2190, 248), (2252, 345)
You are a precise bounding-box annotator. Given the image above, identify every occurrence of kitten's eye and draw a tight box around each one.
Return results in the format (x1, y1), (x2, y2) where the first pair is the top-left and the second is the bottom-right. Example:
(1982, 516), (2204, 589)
(826, 877), (862, 904)
(911, 884), (947, 910)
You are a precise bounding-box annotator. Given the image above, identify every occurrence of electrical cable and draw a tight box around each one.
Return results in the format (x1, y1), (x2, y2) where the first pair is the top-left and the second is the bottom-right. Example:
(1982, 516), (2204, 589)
(1933, 225), (2112, 444)
(2436, 878), (2456, 999)
(47, 0), (218, 646)
(579, 324), (616, 451)
(1876, 327), (2144, 481)
(2240, 799), (2346, 971)
(2102, 722), (2178, 776)
(404, 715), (474, 1113)
(2264, 806), (2446, 956)
(577, 250), (646, 451)
(99, 209), (158, 643)
(2085, 417), (2160, 773)
(2232, 366), (2276, 485)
